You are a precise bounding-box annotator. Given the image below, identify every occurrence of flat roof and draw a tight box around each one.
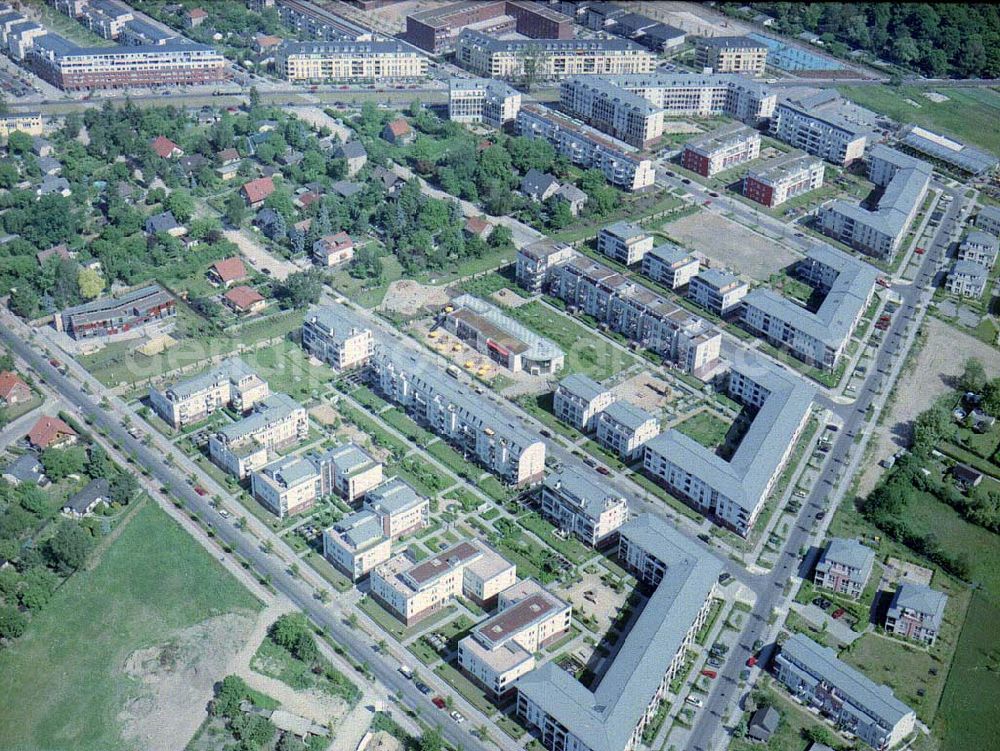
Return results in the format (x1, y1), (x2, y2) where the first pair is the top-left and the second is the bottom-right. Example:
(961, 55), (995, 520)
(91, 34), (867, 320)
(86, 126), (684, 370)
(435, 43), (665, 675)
(696, 35), (767, 50)
(365, 477), (424, 515)
(684, 122), (757, 156)
(216, 393), (301, 444)
(304, 303), (370, 344)
(405, 540), (480, 588)
(899, 124), (998, 176)
(161, 356), (257, 400)
(459, 28), (647, 54)
(746, 149), (823, 185)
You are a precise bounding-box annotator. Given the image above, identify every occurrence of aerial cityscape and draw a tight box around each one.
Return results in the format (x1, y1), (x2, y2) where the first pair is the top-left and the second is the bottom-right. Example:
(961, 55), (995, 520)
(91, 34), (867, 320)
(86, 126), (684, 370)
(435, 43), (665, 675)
(0, 2), (998, 751)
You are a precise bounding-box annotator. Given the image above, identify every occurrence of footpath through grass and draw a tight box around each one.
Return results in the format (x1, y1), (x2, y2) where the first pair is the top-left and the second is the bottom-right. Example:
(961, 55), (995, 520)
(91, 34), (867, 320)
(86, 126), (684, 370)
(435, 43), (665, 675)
(0, 503), (260, 751)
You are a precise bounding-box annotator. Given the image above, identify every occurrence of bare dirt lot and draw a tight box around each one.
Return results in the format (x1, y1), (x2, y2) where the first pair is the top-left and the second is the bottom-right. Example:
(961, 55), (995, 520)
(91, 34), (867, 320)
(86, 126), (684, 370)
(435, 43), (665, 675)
(558, 568), (631, 636)
(612, 372), (675, 415)
(662, 121), (704, 135)
(662, 211), (799, 282)
(378, 280), (450, 318)
(857, 316), (1000, 496)
(225, 229), (299, 281)
(492, 288), (530, 308)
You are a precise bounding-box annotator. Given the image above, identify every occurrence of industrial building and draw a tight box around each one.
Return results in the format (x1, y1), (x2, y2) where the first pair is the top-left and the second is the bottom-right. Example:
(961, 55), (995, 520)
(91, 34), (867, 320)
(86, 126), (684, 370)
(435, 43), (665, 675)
(404, 0), (573, 54)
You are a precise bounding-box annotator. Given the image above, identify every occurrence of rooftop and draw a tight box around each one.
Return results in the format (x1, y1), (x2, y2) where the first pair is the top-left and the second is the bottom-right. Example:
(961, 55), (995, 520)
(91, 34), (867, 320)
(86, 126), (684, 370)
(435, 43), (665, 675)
(544, 467), (627, 518)
(600, 399), (656, 431)
(331, 509), (385, 551)
(365, 477), (424, 516)
(899, 124), (998, 176)
(450, 293), (564, 364)
(458, 28), (647, 54)
(557, 373), (610, 404)
(161, 356), (257, 400)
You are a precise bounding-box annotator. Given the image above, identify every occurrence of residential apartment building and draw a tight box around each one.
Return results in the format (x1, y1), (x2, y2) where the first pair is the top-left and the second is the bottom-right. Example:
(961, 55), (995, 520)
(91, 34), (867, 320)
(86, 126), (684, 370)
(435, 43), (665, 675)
(957, 230), (998, 269)
(518, 514), (721, 751)
(515, 104), (655, 191)
(370, 346), (546, 486)
(536, 252), (722, 377)
(641, 243), (700, 290)
(363, 478), (429, 539)
(814, 538), (876, 600)
(302, 304), (374, 371)
(770, 90), (868, 166)
(688, 269), (748, 316)
(448, 77), (521, 127)
(251, 454), (321, 519)
(818, 144), (931, 260)
(740, 243), (878, 370)
(459, 580), (571, 699)
(149, 357), (269, 429)
(974, 205), (1000, 237)
(946, 260), (988, 298)
(552, 373), (616, 432)
(275, 41), (428, 83)
(371, 540), (515, 624)
(444, 294), (565, 375)
(598, 221), (654, 265)
(596, 400), (660, 461)
(885, 584), (948, 646)
(541, 467), (629, 547)
(56, 284), (175, 340)
(0, 111), (42, 140)
(456, 30), (655, 81)
(323, 509), (391, 581)
(266, 0), (371, 42)
(310, 442), (383, 502)
(208, 393), (308, 478)
(515, 238), (576, 293)
(693, 35), (768, 75)
(775, 633), (916, 750)
(742, 151), (825, 208)
(558, 76), (663, 149)
(681, 123), (760, 177)
(643, 358), (814, 536)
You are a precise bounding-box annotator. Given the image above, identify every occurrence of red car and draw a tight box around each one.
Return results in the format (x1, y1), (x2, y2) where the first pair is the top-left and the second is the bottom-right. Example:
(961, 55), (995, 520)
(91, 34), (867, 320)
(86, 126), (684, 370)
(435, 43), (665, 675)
(432, 697), (446, 709)
(915, 247), (926, 255)
(194, 486), (208, 497)
(877, 278), (890, 288)
(596, 466), (610, 476)
(701, 669), (717, 679)
(832, 608), (846, 619)
(746, 656), (758, 668)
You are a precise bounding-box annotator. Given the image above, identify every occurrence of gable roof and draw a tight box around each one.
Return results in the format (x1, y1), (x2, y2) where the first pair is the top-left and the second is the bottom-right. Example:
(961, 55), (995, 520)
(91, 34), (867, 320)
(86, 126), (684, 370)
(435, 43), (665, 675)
(145, 211), (180, 234)
(63, 478), (110, 514)
(521, 168), (560, 197)
(2, 452), (44, 485)
(384, 118), (412, 138)
(0, 370), (29, 400)
(36, 244), (71, 266)
(335, 140), (367, 159)
(211, 257), (247, 284)
(150, 135), (181, 158)
(27, 415), (76, 449)
(217, 147), (240, 164)
(242, 176), (275, 204)
(224, 285), (265, 310)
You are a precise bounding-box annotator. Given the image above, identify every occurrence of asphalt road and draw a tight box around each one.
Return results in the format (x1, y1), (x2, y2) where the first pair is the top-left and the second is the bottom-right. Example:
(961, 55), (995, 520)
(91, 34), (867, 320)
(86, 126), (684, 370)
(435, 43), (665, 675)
(0, 324), (494, 751)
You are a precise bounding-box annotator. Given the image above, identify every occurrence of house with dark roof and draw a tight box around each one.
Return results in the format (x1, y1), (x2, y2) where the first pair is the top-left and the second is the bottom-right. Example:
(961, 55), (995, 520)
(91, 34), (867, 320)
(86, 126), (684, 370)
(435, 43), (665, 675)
(2, 452), (46, 486)
(748, 706), (780, 742)
(334, 140), (367, 176)
(555, 183), (587, 215)
(62, 478), (110, 518)
(951, 463), (983, 489)
(372, 165), (403, 194)
(145, 211), (186, 237)
(178, 154), (208, 173)
(521, 168), (560, 202)
(331, 180), (364, 199)
(382, 118), (413, 145)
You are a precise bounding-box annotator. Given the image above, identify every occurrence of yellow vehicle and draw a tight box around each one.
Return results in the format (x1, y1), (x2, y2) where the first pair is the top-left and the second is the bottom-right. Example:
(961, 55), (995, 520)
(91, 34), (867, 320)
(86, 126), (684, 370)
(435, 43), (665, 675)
(428, 331), (438, 339)
(444, 305), (454, 313)
(464, 360), (475, 369)
(452, 343), (463, 352)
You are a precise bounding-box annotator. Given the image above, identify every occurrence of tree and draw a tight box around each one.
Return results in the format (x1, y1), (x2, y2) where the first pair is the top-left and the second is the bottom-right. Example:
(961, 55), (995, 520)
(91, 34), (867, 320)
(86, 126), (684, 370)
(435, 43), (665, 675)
(548, 199), (574, 230)
(273, 269), (323, 309)
(960, 358), (988, 394)
(0, 605), (27, 640)
(77, 267), (105, 300)
(213, 674), (249, 717)
(9, 286), (40, 319)
(487, 224), (513, 249)
(41, 446), (88, 482)
(7, 130), (32, 156)
(804, 726), (837, 747)
(225, 192), (247, 227)
(166, 189), (195, 223)
(419, 727), (445, 751)
(86, 445), (115, 480)
(110, 473), (140, 505)
(44, 521), (93, 574)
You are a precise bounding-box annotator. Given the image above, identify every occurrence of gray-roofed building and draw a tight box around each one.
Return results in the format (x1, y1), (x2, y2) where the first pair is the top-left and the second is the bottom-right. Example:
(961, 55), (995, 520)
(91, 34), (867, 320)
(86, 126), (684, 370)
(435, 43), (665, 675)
(693, 35), (768, 75)
(364, 477), (429, 539)
(555, 183), (588, 216)
(897, 124), (998, 177)
(331, 180), (363, 199)
(974, 205), (1000, 237)
(553, 373), (616, 432)
(37, 175), (71, 197)
(598, 221), (653, 265)
(2, 452), (46, 486)
(641, 242), (699, 289)
(637, 23), (686, 52)
(688, 268), (748, 315)
(775, 633), (916, 749)
(643, 357), (814, 536)
(815, 537), (876, 599)
(681, 122), (761, 177)
(333, 140), (367, 176)
(596, 400), (660, 460)
(448, 77), (522, 127)
(958, 230), (998, 270)
(741, 243), (878, 370)
(558, 75), (664, 149)
(310, 442), (384, 502)
(770, 90), (869, 165)
(144, 210), (185, 237)
(515, 238), (576, 293)
(56, 283), (175, 340)
(251, 454), (321, 519)
(742, 150), (825, 208)
(302, 304), (373, 371)
(521, 168), (561, 202)
(208, 393), (308, 478)
(885, 584), (948, 646)
(149, 356), (269, 428)
(818, 145), (931, 260)
(62, 478), (110, 518)
(541, 467), (629, 547)
(946, 259), (988, 298)
(748, 706), (780, 742)
(517, 513), (722, 751)
(37, 155), (62, 176)
(322, 509), (390, 581)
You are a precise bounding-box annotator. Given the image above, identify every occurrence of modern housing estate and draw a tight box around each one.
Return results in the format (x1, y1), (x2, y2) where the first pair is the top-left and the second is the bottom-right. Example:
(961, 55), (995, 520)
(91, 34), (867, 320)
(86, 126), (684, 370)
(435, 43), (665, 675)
(957, 231), (998, 269)
(323, 509), (392, 581)
(681, 123), (761, 177)
(541, 468), (629, 547)
(403, 0), (573, 54)
(208, 393), (308, 478)
(770, 90), (868, 166)
(946, 260), (988, 298)
(687, 269), (748, 316)
(897, 124), (998, 178)
(517, 514), (722, 751)
(302, 304), (374, 371)
(693, 35), (768, 75)
(641, 243), (700, 290)
(775, 633), (916, 750)
(598, 221), (654, 265)
(363, 478), (429, 539)
(448, 77), (522, 127)
(309, 442), (384, 503)
(818, 145), (931, 260)
(552, 373), (617, 432)
(742, 150), (825, 208)
(885, 584), (948, 646)
(740, 243), (879, 370)
(56, 284), (176, 340)
(275, 41), (428, 82)
(814, 538), (876, 600)
(596, 400), (661, 461)
(149, 357), (270, 429)
(251, 454), (321, 519)
(643, 359), (814, 536)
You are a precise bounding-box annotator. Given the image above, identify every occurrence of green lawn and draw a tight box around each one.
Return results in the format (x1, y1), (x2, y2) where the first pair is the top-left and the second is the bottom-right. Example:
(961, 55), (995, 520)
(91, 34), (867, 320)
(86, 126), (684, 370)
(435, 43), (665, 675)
(379, 407), (436, 446)
(518, 511), (594, 565)
(505, 302), (639, 381)
(0, 504), (260, 751)
(729, 680), (836, 751)
(434, 660), (497, 717)
(245, 338), (336, 402)
(427, 439), (481, 480)
(674, 411), (731, 449)
(838, 85), (1000, 156)
(328, 254), (403, 309)
(251, 636), (361, 705)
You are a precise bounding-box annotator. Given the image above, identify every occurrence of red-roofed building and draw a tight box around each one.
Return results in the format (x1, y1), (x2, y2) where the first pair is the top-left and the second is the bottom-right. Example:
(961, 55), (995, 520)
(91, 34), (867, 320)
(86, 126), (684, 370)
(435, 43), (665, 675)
(0, 371), (31, 406)
(151, 136), (183, 159)
(36, 244), (71, 266)
(186, 7), (208, 27)
(223, 285), (266, 314)
(464, 216), (493, 241)
(295, 191), (320, 209)
(27, 416), (77, 450)
(254, 34), (283, 53)
(217, 148), (240, 165)
(312, 231), (355, 267)
(382, 118), (414, 145)
(241, 176), (275, 208)
(209, 257), (248, 287)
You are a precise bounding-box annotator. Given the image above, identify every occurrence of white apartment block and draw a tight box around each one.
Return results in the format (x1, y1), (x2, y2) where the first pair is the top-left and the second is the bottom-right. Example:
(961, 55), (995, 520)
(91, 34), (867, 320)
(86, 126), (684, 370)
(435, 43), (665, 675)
(251, 454), (321, 519)
(681, 123), (761, 177)
(641, 243), (700, 290)
(770, 90), (868, 166)
(310, 443), (384, 502)
(558, 76), (664, 149)
(149, 357), (269, 429)
(323, 509), (391, 581)
(516, 104), (655, 191)
(957, 230), (998, 269)
(276, 41), (428, 82)
(688, 269), (748, 316)
(370, 346), (546, 486)
(885, 584), (947, 646)
(693, 36), (768, 75)
(542, 468), (629, 546)
(515, 238), (576, 293)
(596, 401), (660, 461)
(208, 393), (308, 479)
(456, 30), (655, 81)
(363, 478), (429, 539)
(742, 151), (825, 208)
(974, 205), (1000, 237)
(448, 77), (521, 127)
(598, 221), (654, 265)
(946, 260), (988, 298)
(302, 304), (374, 371)
(553, 373), (616, 432)
(459, 580), (571, 699)
(371, 540), (515, 625)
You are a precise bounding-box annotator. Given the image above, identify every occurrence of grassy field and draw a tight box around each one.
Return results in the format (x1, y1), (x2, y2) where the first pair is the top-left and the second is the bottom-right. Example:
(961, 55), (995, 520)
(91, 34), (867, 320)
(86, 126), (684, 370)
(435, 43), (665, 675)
(505, 302), (639, 381)
(328, 254), (403, 309)
(0, 504), (260, 751)
(935, 593), (1000, 751)
(245, 338), (336, 402)
(674, 411), (731, 449)
(837, 85), (1000, 155)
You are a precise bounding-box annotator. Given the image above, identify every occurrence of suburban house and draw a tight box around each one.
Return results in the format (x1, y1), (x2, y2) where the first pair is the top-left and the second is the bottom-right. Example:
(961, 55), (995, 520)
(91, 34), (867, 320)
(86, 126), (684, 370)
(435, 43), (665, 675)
(241, 176), (276, 208)
(209, 257), (248, 287)
(521, 169), (560, 202)
(0, 370), (32, 406)
(312, 231), (355, 267)
(464, 216), (493, 241)
(26, 415), (77, 450)
(62, 478), (110, 518)
(748, 706), (780, 742)
(223, 286), (266, 315)
(150, 135), (183, 159)
(555, 183), (587, 215)
(145, 211), (186, 237)
(36, 243), (72, 266)
(334, 140), (368, 176)
(382, 118), (414, 145)
(2, 452), (46, 486)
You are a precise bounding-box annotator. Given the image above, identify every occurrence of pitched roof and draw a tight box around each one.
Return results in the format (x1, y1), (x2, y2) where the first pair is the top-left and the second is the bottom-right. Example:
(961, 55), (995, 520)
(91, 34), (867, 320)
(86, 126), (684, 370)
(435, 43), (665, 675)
(217, 147), (240, 163)
(27, 415), (76, 449)
(150, 135), (181, 158)
(146, 211), (181, 234)
(63, 478), (110, 514)
(241, 176), (275, 204)
(521, 168), (560, 197)
(211, 257), (247, 283)
(36, 243), (71, 266)
(224, 285), (265, 310)
(384, 118), (412, 138)
(464, 216), (491, 235)
(335, 140), (367, 159)
(0, 370), (29, 400)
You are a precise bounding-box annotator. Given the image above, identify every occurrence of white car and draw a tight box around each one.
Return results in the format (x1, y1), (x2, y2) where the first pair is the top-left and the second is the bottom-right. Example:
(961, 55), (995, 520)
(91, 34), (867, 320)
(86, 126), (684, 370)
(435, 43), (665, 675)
(685, 696), (704, 708)
(450, 711), (465, 724)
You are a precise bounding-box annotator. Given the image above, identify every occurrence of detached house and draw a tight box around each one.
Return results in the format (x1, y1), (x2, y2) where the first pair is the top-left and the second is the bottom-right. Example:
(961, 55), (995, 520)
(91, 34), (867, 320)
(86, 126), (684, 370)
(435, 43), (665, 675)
(150, 135), (183, 159)
(312, 232), (355, 267)
(223, 286), (266, 315)
(382, 118), (413, 145)
(0, 371), (32, 406)
(26, 415), (77, 450)
(242, 176), (275, 208)
(209, 257), (248, 287)
(334, 140), (368, 176)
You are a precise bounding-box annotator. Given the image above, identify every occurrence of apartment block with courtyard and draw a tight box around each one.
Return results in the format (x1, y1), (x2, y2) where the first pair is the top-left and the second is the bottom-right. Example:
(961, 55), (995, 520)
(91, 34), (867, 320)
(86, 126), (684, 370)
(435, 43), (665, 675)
(770, 90), (868, 166)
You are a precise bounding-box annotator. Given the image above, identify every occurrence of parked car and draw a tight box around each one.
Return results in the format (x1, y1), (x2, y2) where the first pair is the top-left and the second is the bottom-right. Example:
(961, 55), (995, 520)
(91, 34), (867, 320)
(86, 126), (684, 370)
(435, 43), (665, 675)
(450, 711), (466, 724)
(432, 697), (446, 709)
(701, 669), (717, 679)
(194, 486), (207, 496)
(540, 429), (552, 438)
(685, 696), (704, 707)
(746, 656), (758, 667)
(832, 608), (846, 620)
(416, 681), (432, 695)
(815, 511), (827, 520)
(596, 466), (610, 475)
(708, 657), (723, 668)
